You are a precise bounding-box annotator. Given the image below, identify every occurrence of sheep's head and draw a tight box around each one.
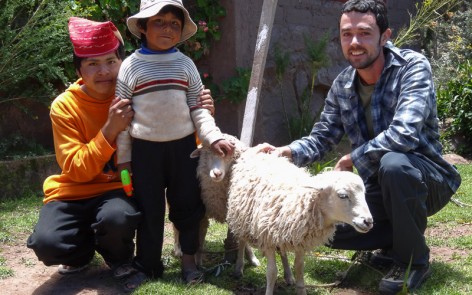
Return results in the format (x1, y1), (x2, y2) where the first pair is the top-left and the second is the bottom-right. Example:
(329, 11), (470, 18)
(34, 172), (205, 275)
(312, 171), (373, 233)
(190, 133), (247, 182)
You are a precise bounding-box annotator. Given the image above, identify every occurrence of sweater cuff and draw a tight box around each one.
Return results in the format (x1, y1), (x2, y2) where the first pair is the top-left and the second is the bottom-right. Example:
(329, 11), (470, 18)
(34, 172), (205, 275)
(95, 130), (116, 158)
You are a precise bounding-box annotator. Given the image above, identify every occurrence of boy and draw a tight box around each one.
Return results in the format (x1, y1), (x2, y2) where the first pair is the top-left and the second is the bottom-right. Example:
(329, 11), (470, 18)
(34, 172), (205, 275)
(116, 0), (234, 290)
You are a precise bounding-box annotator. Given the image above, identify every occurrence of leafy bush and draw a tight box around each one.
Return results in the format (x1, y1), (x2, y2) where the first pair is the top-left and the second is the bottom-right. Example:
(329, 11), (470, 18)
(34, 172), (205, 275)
(220, 67), (251, 104)
(425, 1), (472, 154)
(0, 134), (52, 160)
(437, 61), (472, 154)
(0, 0), (77, 106)
(274, 34), (329, 142)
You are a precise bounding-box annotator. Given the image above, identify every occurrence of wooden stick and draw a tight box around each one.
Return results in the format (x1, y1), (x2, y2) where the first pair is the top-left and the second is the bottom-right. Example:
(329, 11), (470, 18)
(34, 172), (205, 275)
(240, 0), (278, 146)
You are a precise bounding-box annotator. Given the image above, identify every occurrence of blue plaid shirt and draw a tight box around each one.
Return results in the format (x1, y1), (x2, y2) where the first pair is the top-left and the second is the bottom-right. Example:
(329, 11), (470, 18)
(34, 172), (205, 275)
(289, 42), (461, 193)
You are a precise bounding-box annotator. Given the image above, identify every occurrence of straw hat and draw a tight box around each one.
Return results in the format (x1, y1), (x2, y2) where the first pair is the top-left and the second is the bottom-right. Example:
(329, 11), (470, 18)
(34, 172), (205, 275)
(127, 0), (197, 42)
(68, 17), (124, 57)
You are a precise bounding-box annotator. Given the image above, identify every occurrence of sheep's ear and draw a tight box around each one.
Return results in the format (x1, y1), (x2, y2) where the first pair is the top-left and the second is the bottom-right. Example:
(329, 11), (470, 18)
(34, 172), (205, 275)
(190, 148), (201, 158)
(301, 179), (325, 191)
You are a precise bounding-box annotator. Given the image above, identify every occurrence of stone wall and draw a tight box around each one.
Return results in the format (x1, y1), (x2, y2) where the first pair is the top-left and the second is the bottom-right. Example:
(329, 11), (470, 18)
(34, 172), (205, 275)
(0, 155), (59, 200)
(0, 0), (421, 158)
(202, 0), (421, 146)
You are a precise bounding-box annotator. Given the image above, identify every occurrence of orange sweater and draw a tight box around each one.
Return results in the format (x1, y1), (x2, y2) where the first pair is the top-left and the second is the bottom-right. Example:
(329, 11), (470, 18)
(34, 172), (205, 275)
(43, 79), (122, 203)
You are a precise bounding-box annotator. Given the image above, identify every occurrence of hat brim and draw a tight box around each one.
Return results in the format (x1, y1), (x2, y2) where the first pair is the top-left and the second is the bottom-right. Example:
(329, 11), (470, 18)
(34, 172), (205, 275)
(127, 1), (197, 43)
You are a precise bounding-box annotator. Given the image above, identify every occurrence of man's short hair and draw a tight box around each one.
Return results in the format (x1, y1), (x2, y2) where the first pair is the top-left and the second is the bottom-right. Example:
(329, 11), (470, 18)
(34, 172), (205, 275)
(341, 0), (389, 34)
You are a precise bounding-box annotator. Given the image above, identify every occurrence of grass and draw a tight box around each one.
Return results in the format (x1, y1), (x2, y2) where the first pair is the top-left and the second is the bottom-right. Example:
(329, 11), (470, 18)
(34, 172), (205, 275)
(0, 165), (471, 294)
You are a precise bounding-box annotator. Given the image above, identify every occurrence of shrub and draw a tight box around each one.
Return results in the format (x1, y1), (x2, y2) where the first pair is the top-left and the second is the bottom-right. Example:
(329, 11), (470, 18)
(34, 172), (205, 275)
(437, 61), (472, 154)
(0, 0), (77, 106)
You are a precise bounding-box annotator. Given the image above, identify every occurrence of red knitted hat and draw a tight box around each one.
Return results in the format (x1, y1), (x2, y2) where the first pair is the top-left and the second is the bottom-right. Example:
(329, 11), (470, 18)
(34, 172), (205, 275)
(68, 17), (124, 57)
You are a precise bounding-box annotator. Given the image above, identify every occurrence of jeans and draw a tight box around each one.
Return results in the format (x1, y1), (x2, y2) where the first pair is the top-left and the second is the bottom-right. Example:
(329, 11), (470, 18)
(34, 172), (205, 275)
(27, 190), (141, 267)
(329, 152), (454, 267)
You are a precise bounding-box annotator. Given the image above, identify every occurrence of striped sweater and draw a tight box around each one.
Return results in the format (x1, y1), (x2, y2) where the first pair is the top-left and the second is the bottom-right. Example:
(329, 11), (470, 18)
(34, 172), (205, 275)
(115, 49), (223, 164)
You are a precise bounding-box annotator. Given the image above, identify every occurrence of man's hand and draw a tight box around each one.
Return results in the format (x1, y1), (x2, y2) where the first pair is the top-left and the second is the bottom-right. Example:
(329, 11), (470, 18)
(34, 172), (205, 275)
(334, 154), (353, 171)
(102, 97), (134, 144)
(211, 139), (235, 157)
(197, 87), (215, 115)
(254, 143), (292, 159)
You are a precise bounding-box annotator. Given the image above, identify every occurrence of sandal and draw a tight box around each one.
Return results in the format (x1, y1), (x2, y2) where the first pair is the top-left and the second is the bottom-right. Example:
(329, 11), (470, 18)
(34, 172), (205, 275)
(123, 271), (148, 293)
(181, 269), (204, 285)
(58, 264), (89, 275)
(112, 263), (138, 279)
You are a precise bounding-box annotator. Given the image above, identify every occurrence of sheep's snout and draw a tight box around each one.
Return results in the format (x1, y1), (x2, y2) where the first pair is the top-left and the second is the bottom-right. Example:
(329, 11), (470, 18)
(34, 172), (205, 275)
(209, 168), (225, 182)
(352, 215), (374, 233)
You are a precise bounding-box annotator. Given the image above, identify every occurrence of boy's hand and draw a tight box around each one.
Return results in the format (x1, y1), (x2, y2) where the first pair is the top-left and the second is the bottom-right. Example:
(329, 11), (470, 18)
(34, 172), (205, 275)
(118, 162), (132, 176)
(118, 162), (133, 197)
(197, 87), (215, 115)
(210, 139), (235, 158)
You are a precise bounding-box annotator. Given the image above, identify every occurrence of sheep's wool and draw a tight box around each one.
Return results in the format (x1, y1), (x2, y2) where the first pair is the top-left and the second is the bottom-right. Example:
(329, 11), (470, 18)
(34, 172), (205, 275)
(227, 151), (337, 253)
(195, 133), (247, 222)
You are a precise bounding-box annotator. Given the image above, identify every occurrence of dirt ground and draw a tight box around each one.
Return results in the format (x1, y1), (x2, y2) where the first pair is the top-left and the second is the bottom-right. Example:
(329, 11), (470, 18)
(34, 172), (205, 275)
(0, 154), (469, 295)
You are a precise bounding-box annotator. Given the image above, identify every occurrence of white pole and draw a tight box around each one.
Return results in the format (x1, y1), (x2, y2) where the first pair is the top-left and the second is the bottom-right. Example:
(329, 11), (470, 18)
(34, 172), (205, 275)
(240, 0), (278, 146)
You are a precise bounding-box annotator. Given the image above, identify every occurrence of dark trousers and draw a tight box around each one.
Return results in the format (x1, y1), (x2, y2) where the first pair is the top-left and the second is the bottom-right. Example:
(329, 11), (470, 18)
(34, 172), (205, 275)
(27, 190), (141, 267)
(330, 152), (454, 267)
(131, 134), (205, 278)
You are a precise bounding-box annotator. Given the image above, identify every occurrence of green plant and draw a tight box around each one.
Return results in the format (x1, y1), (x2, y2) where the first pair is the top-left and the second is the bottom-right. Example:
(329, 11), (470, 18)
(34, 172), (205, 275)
(274, 34), (330, 142)
(71, 0), (140, 53)
(0, 256), (14, 279)
(0, 0), (76, 106)
(437, 61), (472, 154)
(1, 165), (472, 293)
(220, 67), (251, 104)
(393, 0), (461, 48)
(0, 134), (52, 160)
(183, 0), (226, 61)
(274, 44), (292, 139)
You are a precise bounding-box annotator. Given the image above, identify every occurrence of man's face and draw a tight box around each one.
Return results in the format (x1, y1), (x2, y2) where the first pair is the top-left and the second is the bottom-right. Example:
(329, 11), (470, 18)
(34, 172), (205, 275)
(140, 12), (183, 51)
(339, 11), (389, 70)
(78, 52), (122, 100)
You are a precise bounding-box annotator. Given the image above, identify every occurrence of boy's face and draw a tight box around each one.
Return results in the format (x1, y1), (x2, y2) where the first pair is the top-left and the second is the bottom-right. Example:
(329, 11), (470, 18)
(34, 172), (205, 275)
(140, 11), (183, 51)
(78, 52), (122, 101)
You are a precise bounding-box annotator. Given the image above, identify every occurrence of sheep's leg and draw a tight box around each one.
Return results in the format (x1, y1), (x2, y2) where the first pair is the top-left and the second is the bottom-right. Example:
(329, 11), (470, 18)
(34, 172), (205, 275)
(294, 250), (307, 295)
(224, 229), (239, 263)
(245, 244), (261, 266)
(224, 228), (260, 267)
(278, 250), (294, 285)
(233, 240), (246, 278)
(172, 224), (183, 257)
(195, 217), (209, 267)
(265, 249), (278, 295)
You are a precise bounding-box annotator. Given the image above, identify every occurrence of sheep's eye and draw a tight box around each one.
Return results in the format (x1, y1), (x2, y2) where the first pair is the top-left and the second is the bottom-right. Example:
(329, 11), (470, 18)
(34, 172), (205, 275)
(338, 193), (349, 199)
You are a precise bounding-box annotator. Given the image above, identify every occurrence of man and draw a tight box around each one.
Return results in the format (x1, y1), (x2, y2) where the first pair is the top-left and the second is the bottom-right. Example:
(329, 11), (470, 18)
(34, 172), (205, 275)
(26, 17), (215, 282)
(258, 1), (461, 294)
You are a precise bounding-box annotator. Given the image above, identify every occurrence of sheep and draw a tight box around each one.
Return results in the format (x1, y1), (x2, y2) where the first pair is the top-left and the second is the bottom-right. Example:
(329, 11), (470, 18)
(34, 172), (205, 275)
(225, 148), (373, 295)
(173, 133), (260, 267)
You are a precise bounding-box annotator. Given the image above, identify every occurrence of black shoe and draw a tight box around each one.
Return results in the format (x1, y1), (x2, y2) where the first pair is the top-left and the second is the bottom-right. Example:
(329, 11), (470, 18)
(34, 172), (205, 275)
(369, 249), (394, 270)
(379, 263), (432, 295)
(353, 249), (394, 270)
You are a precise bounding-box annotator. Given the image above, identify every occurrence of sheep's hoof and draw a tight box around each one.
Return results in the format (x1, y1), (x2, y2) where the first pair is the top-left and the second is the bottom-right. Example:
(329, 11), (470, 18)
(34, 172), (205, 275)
(223, 250), (238, 264)
(284, 275), (295, 286)
(232, 270), (243, 279)
(248, 256), (261, 267)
